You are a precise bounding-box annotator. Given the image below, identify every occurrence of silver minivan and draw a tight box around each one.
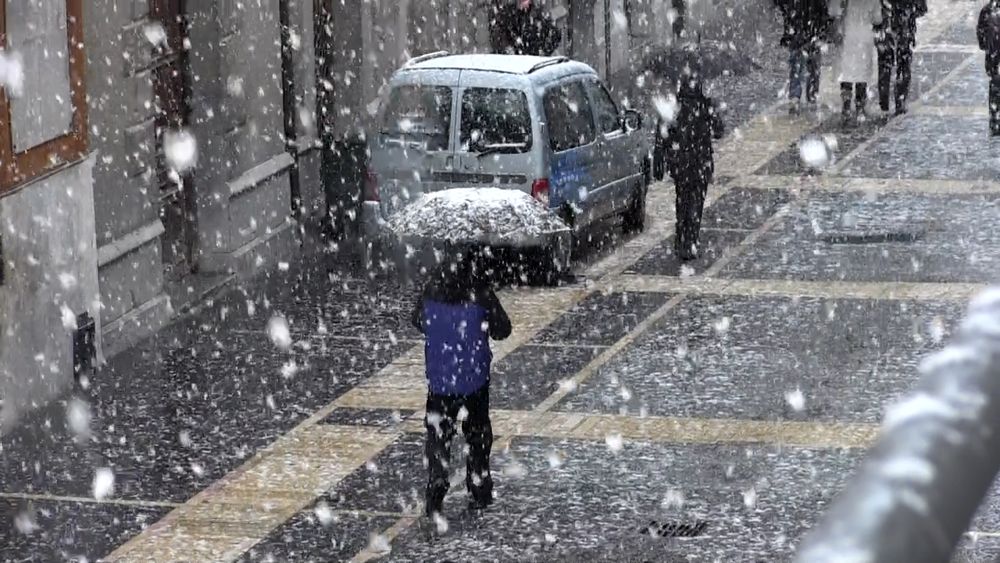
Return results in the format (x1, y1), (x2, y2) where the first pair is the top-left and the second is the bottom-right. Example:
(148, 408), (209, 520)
(361, 52), (650, 274)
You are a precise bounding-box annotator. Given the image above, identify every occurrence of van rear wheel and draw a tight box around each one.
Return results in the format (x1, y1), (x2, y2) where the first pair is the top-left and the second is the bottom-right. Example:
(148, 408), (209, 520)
(623, 188), (647, 235)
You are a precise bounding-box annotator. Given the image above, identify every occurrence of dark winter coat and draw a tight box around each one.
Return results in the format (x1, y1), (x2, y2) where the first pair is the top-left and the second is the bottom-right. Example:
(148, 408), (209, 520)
(489, 2), (562, 56)
(775, 0), (832, 48)
(979, 1), (1000, 76)
(410, 261), (512, 396)
(877, 0), (928, 46)
(657, 79), (725, 187)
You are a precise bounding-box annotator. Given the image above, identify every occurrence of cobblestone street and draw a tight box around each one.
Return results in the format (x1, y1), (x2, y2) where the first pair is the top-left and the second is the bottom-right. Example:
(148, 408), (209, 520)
(3, 1), (1000, 561)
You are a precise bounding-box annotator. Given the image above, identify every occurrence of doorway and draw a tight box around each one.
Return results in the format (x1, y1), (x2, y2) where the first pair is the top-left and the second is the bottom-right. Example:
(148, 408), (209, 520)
(151, 0), (196, 280)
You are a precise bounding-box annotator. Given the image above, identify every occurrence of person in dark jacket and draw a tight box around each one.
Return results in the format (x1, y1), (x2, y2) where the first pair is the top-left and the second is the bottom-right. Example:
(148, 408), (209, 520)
(978, 0), (1000, 135)
(774, 0), (832, 113)
(410, 252), (512, 517)
(659, 72), (725, 261)
(489, 0), (562, 56)
(876, 0), (928, 115)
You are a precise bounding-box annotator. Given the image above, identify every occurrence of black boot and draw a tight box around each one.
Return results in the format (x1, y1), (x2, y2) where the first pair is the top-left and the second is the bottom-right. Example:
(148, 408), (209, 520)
(426, 483), (447, 517)
(841, 83), (855, 124)
(855, 83), (869, 121)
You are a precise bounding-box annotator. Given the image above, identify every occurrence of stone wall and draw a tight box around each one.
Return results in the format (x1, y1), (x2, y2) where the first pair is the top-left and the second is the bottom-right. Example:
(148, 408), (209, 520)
(0, 157), (99, 433)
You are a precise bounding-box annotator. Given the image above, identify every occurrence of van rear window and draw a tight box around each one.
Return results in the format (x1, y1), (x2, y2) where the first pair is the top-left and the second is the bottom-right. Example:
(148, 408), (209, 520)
(381, 85), (453, 151)
(460, 88), (532, 154)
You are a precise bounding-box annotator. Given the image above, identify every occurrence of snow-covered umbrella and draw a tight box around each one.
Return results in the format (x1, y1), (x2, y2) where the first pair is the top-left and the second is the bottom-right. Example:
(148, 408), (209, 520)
(386, 187), (569, 246)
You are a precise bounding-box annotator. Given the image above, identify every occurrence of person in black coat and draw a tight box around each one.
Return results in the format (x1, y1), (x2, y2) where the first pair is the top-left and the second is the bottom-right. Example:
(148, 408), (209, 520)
(978, 0), (1000, 135)
(876, 0), (928, 115)
(489, 0), (562, 56)
(774, 0), (832, 113)
(658, 73), (725, 261)
(410, 251), (512, 516)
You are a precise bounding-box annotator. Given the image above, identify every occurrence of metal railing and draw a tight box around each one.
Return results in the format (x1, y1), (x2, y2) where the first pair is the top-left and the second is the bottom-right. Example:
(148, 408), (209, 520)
(795, 288), (1000, 563)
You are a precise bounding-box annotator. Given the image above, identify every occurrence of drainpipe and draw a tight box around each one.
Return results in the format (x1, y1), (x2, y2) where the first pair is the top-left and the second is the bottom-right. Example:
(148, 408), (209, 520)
(603, 0), (612, 80)
(279, 0), (302, 224)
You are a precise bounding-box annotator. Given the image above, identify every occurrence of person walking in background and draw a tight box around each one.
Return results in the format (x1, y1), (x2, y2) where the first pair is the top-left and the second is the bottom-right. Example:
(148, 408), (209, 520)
(978, 0), (1000, 136)
(876, 0), (928, 116)
(662, 72), (725, 261)
(829, 0), (883, 124)
(489, 0), (562, 56)
(411, 251), (512, 517)
(775, 0), (834, 114)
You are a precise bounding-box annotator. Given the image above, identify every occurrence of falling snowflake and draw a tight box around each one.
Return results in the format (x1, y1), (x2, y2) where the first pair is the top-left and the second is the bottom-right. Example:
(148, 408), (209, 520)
(661, 488), (685, 510)
(713, 317), (731, 335)
(163, 129), (198, 173)
(60, 304), (77, 330)
(502, 459), (528, 478)
(267, 316), (292, 351)
(742, 486), (758, 509)
(66, 398), (91, 441)
(143, 22), (167, 47)
(605, 433), (624, 452)
(314, 500), (335, 526)
(432, 512), (449, 533)
(0, 50), (24, 97)
(928, 317), (946, 344)
(178, 430), (193, 448)
(14, 510), (38, 535)
(652, 94), (679, 125)
(557, 378), (578, 393)
(368, 533), (391, 555)
(798, 134), (836, 168)
(92, 468), (115, 500)
(546, 449), (565, 469)
(785, 388), (806, 412)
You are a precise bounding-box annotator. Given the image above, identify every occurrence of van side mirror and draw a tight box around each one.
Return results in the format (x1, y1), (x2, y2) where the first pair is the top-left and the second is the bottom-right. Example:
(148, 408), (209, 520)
(622, 109), (643, 132)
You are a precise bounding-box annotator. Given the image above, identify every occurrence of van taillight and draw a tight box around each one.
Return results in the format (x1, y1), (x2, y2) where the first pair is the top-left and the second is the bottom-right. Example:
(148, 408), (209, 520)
(363, 168), (379, 202)
(531, 178), (550, 207)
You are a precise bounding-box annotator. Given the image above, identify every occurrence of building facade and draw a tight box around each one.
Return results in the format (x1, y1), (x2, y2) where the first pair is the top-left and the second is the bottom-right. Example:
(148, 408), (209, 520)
(0, 0), (321, 431)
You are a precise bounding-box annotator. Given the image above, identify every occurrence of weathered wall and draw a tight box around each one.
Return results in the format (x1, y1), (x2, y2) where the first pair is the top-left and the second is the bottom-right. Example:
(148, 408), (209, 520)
(185, 0), (296, 276)
(0, 157), (99, 433)
(84, 0), (171, 355)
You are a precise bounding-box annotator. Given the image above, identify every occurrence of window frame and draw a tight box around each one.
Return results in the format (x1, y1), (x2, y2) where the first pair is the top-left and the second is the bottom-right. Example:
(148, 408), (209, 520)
(0, 0), (89, 196)
(543, 79), (597, 153)
(586, 78), (622, 135)
(459, 86), (533, 154)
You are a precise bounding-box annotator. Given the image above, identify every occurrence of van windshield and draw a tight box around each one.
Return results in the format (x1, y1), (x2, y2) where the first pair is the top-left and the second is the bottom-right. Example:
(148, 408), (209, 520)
(381, 85), (453, 151)
(460, 88), (532, 154)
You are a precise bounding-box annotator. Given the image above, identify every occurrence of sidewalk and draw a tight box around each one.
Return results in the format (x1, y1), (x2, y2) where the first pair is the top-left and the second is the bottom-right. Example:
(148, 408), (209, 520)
(1, 1), (994, 561)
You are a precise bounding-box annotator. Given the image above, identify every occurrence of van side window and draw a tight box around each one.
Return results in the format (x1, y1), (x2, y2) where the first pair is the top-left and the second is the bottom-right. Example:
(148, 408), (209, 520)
(587, 80), (621, 134)
(543, 81), (596, 152)
(460, 88), (533, 153)
(381, 85), (453, 151)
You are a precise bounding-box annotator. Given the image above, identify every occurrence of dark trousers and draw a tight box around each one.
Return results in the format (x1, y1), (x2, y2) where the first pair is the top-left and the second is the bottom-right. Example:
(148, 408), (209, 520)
(991, 74), (1000, 135)
(877, 36), (914, 111)
(425, 385), (493, 512)
(674, 176), (708, 259)
(840, 82), (869, 116)
(788, 44), (822, 103)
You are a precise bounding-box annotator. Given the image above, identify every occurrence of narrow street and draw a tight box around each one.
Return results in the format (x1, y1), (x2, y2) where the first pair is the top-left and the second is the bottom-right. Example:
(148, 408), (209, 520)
(3, 2), (1000, 562)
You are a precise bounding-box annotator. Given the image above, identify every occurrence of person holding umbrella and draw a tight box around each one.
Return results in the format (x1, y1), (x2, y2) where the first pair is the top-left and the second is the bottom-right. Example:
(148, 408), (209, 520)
(660, 68), (725, 261)
(774, 0), (834, 115)
(830, 0), (884, 124)
(978, 0), (1000, 136)
(489, 0), (562, 56)
(875, 0), (928, 116)
(411, 249), (512, 517)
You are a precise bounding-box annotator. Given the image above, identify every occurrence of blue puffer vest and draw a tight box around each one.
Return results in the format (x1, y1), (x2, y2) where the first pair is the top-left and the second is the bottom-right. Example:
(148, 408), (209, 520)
(423, 299), (492, 396)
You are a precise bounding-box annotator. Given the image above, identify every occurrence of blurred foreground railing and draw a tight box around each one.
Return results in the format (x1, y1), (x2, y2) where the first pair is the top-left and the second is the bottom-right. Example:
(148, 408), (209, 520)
(795, 288), (1000, 563)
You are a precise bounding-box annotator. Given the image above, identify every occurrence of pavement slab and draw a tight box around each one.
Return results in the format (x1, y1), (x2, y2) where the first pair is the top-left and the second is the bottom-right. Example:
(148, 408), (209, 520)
(0, 498), (167, 563)
(627, 229), (749, 277)
(529, 291), (672, 347)
(492, 345), (605, 410)
(721, 191), (1000, 283)
(380, 436), (864, 563)
(841, 114), (1000, 181)
(924, 62), (992, 107)
(556, 294), (963, 424)
(235, 509), (397, 563)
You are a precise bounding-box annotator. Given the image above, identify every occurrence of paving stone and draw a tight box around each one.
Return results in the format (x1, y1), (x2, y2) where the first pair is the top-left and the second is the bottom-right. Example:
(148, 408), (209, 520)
(0, 331), (404, 503)
(530, 292), (672, 346)
(841, 115), (1000, 181)
(0, 499), (167, 563)
(493, 346), (605, 410)
(721, 191), (1000, 283)
(924, 63), (991, 107)
(556, 294), (963, 424)
(235, 509), (397, 563)
(383, 436), (863, 562)
(701, 187), (793, 231)
(322, 434), (427, 515)
(908, 51), (976, 98)
(935, 16), (979, 46)
(627, 229), (748, 276)
(323, 407), (417, 427)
